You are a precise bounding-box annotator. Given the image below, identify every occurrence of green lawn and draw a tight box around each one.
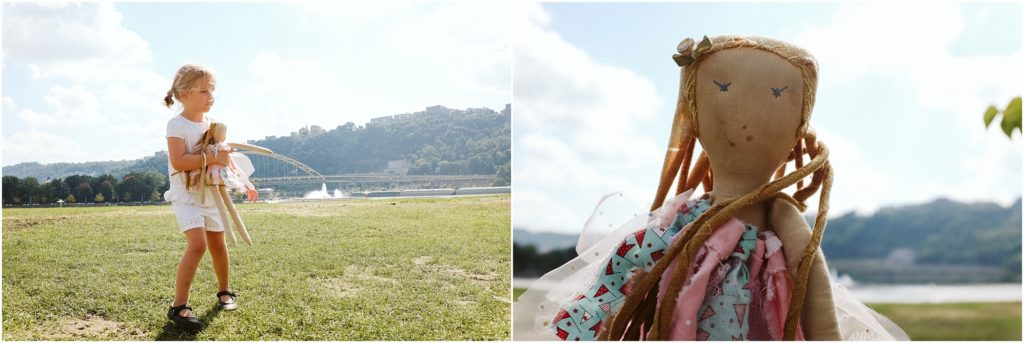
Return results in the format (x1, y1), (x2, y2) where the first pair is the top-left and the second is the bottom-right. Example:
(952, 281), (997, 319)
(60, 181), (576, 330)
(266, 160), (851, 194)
(869, 302), (1021, 341)
(513, 288), (1021, 341)
(3, 195), (510, 340)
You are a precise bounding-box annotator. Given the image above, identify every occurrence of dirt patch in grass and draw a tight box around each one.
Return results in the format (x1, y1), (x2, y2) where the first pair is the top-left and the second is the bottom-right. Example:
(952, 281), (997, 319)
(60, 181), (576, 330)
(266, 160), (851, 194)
(344, 265), (399, 285)
(437, 265), (498, 282)
(3, 216), (72, 232)
(453, 299), (476, 306)
(317, 265), (400, 298)
(38, 315), (147, 340)
(413, 256), (434, 265)
(320, 278), (360, 298)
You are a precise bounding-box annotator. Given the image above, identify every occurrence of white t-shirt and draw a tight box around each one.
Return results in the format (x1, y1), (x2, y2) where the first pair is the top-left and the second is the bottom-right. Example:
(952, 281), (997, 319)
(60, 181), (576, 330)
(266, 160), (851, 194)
(164, 114), (216, 206)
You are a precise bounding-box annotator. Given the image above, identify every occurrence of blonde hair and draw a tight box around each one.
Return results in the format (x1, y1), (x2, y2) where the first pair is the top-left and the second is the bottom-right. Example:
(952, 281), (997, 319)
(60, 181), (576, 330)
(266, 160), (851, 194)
(164, 64), (216, 108)
(599, 35), (833, 341)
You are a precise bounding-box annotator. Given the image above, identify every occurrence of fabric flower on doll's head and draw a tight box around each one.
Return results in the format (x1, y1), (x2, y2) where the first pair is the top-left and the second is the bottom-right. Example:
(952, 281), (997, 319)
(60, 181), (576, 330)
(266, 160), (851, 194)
(672, 35), (712, 67)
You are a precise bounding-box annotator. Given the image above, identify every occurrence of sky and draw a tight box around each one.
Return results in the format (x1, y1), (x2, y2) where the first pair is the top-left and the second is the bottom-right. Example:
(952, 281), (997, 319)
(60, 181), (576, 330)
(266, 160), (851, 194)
(513, 2), (1024, 234)
(2, 2), (511, 166)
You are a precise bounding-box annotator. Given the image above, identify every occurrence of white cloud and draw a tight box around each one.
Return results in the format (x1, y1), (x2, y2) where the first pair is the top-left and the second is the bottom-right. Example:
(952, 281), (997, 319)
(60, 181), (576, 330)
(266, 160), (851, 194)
(810, 128), (901, 216)
(2, 2), (172, 165)
(217, 50), (395, 141)
(204, 2), (513, 144)
(2, 97), (15, 112)
(3, 2), (152, 70)
(2, 130), (88, 165)
(512, 3), (663, 233)
(16, 84), (103, 126)
(795, 2), (1022, 210)
(291, 2), (511, 107)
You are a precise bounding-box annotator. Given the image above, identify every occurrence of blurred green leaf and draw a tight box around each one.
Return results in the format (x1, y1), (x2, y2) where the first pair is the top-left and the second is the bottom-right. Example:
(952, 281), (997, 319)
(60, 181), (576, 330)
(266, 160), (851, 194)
(1001, 97), (1022, 137)
(983, 105), (998, 127)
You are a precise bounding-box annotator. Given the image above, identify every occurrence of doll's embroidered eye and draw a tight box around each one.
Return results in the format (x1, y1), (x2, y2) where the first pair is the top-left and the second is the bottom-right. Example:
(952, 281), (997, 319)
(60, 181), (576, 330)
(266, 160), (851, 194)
(771, 85), (789, 98)
(713, 80), (731, 92)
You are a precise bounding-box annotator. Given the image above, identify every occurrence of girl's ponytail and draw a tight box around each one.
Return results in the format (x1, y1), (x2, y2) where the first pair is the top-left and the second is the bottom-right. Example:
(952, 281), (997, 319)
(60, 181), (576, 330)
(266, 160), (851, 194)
(164, 89), (175, 108)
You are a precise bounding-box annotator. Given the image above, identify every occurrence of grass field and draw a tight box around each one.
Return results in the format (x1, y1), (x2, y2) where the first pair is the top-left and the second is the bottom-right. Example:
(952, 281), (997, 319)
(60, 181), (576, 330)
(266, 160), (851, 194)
(869, 302), (1021, 341)
(3, 195), (510, 340)
(512, 289), (1021, 341)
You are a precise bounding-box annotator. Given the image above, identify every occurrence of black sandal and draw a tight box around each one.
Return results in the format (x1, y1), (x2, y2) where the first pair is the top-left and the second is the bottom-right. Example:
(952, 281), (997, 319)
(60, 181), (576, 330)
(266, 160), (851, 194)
(216, 290), (238, 310)
(167, 304), (202, 331)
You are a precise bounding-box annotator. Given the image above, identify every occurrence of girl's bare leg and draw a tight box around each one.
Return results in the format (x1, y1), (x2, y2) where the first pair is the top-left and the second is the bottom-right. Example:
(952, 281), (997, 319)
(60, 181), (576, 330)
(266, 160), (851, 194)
(206, 230), (233, 303)
(172, 228), (208, 317)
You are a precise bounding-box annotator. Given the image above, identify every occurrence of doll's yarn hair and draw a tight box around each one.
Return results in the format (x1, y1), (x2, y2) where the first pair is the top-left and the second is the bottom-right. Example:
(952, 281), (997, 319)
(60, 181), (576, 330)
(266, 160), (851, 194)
(190, 122), (227, 204)
(599, 35), (834, 341)
(164, 64), (217, 108)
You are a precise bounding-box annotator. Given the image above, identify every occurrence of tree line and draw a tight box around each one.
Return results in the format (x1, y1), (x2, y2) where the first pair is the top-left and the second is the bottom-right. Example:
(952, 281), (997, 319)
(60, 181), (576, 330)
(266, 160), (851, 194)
(2, 172), (168, 205)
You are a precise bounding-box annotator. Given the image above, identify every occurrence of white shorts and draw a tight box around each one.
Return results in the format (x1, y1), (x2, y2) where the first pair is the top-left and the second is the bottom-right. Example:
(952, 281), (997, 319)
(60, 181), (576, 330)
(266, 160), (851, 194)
(172, 203), (225, 232)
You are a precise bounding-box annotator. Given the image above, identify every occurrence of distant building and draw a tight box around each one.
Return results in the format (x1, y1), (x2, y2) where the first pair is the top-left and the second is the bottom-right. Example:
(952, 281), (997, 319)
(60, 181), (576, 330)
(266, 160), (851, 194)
(370, 115), (394, 124)
(384, 160), (410, 175)
(298, 126), (309, 136)
(310, 125), (324, 135)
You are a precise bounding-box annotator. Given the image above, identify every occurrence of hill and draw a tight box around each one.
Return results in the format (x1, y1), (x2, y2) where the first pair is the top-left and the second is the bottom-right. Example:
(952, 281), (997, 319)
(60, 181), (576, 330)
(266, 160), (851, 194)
(2, 105), (511, 185)
(515, 197), (1022, 282)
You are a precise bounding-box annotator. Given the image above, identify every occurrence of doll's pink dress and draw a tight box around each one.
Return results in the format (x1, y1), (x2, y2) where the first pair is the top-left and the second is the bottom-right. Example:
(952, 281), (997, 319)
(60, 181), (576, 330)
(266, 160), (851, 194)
(188, 143), (258, 202)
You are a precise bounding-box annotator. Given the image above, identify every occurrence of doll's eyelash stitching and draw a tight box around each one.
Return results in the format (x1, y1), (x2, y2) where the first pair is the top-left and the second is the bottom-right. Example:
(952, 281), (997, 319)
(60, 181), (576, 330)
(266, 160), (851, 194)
(713, 80), (731, 92)
(771, 85), (789, 98)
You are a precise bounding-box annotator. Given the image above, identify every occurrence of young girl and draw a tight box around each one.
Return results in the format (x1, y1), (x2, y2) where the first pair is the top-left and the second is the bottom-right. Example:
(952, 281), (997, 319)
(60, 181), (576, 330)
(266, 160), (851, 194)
(162, 64), (238, 330)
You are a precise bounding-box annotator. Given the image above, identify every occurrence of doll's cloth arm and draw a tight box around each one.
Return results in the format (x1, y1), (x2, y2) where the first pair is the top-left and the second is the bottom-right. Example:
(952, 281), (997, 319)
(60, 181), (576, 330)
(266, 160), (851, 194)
(769, 198), (841, 341)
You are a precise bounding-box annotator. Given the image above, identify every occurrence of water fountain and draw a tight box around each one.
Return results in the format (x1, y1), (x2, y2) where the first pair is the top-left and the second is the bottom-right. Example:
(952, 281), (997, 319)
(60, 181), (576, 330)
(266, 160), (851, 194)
(304, 183), (344, 199)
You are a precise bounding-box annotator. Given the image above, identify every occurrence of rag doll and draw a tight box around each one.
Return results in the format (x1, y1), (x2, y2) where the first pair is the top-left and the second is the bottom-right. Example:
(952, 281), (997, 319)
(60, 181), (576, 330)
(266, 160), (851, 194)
(513, 35), (907, 341)
(187, 122), (270, 246)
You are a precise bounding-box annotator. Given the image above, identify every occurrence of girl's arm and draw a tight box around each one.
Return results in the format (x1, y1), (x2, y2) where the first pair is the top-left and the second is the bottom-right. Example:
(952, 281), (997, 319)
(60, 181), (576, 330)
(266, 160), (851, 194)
(167, 137), (231, 171)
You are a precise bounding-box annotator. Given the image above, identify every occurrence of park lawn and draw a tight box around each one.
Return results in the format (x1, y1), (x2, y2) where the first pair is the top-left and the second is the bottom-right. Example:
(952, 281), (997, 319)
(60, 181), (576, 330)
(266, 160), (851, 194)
(3, 195), (511, 340)
(512, 288), (1021, 341)
(869, 302), (1021, 341)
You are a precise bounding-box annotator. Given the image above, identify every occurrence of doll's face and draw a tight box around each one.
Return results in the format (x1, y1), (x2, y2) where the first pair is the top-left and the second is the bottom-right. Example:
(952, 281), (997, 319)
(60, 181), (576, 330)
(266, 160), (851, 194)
(210, 123), (228, 143)
(695, 48), (804, 180)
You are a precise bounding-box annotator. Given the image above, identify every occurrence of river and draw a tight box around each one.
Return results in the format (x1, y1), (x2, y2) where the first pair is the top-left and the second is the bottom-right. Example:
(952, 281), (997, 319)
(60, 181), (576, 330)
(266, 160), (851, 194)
(512, 278), (1021, 304)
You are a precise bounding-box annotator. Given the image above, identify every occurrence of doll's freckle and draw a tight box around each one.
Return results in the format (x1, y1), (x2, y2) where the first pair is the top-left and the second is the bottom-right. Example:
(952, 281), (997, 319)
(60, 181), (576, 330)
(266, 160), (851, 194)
(746, 135), (753, 142)
(742, 124), (747, 129)
(728, 140), (736, 147)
